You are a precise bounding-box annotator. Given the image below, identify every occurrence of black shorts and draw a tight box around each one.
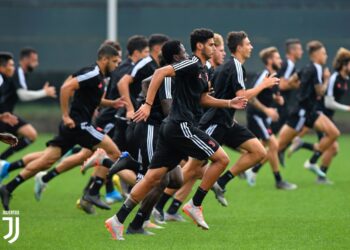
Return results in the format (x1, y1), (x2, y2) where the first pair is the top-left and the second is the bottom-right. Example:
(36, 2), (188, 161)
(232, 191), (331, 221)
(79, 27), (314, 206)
(46, 121), (105, 155)
(247, 115), (273, 141)
(200, 122), (255, 149)
(286, 108), (320, 132)
(134, 122), (160, 172)
(0, 116), (28, 135)
(271, 105), (289, 134)
(111, 118), (129, 152)
(94, 115), (115, 138)
(149, 120), (220, 170)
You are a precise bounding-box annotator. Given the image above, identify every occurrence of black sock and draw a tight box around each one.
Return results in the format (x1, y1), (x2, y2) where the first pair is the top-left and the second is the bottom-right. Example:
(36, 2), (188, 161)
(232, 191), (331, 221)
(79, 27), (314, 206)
(109, 155), (142, 176)
(273, 171), (282, 183)
(301, 142), (314, 151)
(0, 137), (32, 160)
(320, 165), (328, 174)
(83, 176), (95, 195)
(217, 170), (234, 190)
(116, 198), (137, 223)
(71, 146), (82, 154)
(5, 175), (25, 193)
(252, 163), (263, 173)
(102, 158), (114, 169)
(88, 176), (104, 196)
(129, 209), (147, 230)
(192, 187), (208, 207)
(310, 151), (322, 164)
(167, 198), (182, 215)
(105, 175), (115, 194)
(8, 159), (25, 173)
(42, 169), (59, 183)
(155, 192), (172, 212)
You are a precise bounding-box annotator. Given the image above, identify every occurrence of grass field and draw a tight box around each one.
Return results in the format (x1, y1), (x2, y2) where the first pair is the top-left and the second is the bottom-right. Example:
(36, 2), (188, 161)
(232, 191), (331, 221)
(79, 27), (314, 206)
(0, 134), (349, 249)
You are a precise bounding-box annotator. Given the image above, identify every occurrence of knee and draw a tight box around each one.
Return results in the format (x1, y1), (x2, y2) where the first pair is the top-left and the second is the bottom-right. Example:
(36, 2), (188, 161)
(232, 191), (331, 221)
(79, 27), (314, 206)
(331, 143), (339, 155)
(167, 167), (184, 189)
(26, 129), (38, 141)
(255, 146), (267, 162)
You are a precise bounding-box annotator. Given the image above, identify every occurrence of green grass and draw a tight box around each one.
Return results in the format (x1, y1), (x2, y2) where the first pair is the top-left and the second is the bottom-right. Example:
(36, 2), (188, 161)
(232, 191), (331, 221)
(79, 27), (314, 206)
(0, 134), (350, 249)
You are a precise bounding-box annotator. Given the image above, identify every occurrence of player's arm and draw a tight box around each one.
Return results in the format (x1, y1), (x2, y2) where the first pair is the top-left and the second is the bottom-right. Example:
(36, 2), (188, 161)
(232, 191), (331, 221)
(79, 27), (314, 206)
(315, 68), (330, 96)
(324, 96), (350, 111)
(249, 97), (279, 121)
(100, 97), (126, 109)
(16, 82), (56, 101)
(0, 112), (18, 126)
(133, 65), (175, 122)
(200, 92), (247, 109)
(117, 74), (134, 118)
(60, 77), (79, 128)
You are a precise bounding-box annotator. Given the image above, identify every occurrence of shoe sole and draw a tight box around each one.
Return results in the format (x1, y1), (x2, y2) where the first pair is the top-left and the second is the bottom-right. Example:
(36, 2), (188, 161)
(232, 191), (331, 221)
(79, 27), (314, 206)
(182, 207), (208, 230)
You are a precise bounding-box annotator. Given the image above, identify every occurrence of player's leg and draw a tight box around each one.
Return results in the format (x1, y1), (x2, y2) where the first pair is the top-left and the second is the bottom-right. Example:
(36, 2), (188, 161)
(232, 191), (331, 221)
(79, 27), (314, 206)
(318, 141), (338, 184)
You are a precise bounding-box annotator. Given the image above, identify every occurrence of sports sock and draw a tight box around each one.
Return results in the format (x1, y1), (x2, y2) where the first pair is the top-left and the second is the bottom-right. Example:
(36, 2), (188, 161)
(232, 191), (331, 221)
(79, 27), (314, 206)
(83, 176), (95, 195)
(252, 163), (263, 173)
(8, 159), (25, 173)
(155, 192), (172, 212)
(310, 151), (322, 164)
(42, 169), (59, 183)
(167, 198), (182, 215)
(217, 170), (234, 190)
(320, 165), (328, 174)
(129, 208), (147, 230)
(273, 171), (282, 183)
(5, 175), (25, 193)
(0, 137), (32, 160)
(300, 142), (314, 151)
(88, 176), (104, 196)
(105, 175), (115, 194)
(192, 187), (208, 207)
(116, 198), (138, 223)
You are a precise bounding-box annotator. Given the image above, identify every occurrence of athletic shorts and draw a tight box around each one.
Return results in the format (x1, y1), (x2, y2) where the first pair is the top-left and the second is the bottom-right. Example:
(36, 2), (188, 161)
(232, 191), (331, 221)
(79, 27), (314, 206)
(0, 116), (28, 135)
(149, 120), (220, 170)
(111, 118), (129, 152)
(46, 121), (105, 155)
(286, 108), (320, 132)
(247, 115), (273, 141)
(134, 121), (160, 172)
(271, 105), (289, 134)
(94, 115), (115, 138)
(200, 122), (255, 149)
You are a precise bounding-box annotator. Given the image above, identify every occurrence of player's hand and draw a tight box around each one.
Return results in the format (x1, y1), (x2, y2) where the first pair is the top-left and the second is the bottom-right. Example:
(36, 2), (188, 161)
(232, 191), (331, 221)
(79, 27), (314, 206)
(126, 109), (135, 120)
(43, 82), (57, 98)
(262, 73), (280, 88)
(323, 67), (330, 80)
(112, 97), (127, 109)
(0, 133), (18, 147)
(274, 94), (284, 106)
(62, 115), (75, 129)
(265, 108), (279, 122)
(0, 112), (18, 126)
(133, 104), (151, 122)
(229, 96), (248, 109)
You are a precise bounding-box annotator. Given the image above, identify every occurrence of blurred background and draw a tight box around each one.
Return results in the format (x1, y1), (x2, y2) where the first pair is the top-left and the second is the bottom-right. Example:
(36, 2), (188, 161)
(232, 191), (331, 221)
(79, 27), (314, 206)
(1, 0), (349, 132)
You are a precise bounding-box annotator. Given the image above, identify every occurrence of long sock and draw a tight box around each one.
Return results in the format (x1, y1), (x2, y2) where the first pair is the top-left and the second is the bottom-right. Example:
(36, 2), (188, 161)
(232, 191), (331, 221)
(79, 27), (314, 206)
(252, 163), (263, 173)
(273, 171), (282, 183)
(105, 175), (115, 194)
(5, 175), (25, 193)
(109, 155), (141, 175)
(0, 138), (32, 160)
(217, 170), (235, 190)
(167, 198), (182, 215)
(83, 176), (95, 195)
(320, 165), (328, 174)
(42, 169), (59, 183)
(192, 187), (208, 207)
(102, 158), (114, 168)
(88, 176), (104, 196)
(310, 151), (322, 164)
(300, 142), (314, 151)
(8, 159), (25, 173)
(155, 192), (172, 212)
(116, 198), (138, 223)
(129, 208), (147, 230)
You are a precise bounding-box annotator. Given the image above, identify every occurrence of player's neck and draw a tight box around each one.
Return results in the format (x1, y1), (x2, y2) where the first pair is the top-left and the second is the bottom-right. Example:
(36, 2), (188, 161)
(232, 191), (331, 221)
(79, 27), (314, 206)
(130, 54), (140, 63)
(339, 68), (348, 79)
(266, 65), (275, 75)
(209, 58), (218, 69)
(231, 53), (245, 64)
(150, 51), (160, 66)
(96, 61), (106, 76)
(193, 52), (207, 65)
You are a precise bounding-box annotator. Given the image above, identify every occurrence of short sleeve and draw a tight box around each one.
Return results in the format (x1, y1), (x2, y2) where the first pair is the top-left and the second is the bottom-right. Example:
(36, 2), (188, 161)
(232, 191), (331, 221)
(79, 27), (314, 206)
(172, 58), (199, 77)
(159, 77), (173, 101)
(74, 66), (100, 88)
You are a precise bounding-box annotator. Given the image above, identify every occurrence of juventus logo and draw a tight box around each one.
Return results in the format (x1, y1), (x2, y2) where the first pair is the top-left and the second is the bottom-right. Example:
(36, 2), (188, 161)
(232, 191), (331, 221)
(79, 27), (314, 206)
(2, 210), (20, 244)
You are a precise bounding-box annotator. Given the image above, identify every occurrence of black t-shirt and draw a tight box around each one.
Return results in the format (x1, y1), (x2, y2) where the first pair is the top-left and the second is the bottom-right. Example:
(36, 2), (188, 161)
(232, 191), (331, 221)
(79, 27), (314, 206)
(200, 57), (246, 127)
(70, 64), (105, 124)
(247, 69), (279, 118)
(130, 56), (159, 108)
(318, 71), (349, 118)
(296, 62), (323, 111)
(168, 55), (210, 125)
(277, 59), (296, 112)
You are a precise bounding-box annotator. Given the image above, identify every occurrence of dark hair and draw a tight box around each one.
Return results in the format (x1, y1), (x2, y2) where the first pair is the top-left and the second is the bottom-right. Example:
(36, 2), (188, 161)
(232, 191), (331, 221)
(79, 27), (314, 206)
(0, 52), (13, 67)
(126, 35), (149, 55)
(190, 28), (214, 52)
(103, 40), (122, 52)
(333, 47), (350, 71)
(97, 44), (118, 60)
(307, 40), (324, 55)
(162, 40), (182, 65)
(149, 34), (169, 49)
(20, 47), (37, 60)
(227, 31), (248, 53)
(259, 47), (278, 65)
(285, 38), (301, 53)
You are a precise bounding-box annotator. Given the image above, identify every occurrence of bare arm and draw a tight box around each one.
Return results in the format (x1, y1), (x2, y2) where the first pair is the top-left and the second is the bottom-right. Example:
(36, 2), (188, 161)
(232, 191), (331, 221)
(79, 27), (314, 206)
(200, 93), (247, 109)
(60, 77), (79, 128)
(249, 97), (279, 121)
(315, 68), (330, 97)
(117, 74), (134, 117)
(236, 75), (279, 100)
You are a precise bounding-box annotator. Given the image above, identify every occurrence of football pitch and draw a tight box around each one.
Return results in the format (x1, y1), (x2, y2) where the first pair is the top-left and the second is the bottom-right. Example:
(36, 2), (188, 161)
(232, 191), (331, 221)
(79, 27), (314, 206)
(0, 134), (349, 249)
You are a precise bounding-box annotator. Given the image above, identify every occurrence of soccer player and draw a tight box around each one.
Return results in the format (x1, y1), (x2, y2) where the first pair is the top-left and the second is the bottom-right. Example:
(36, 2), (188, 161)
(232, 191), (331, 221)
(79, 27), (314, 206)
(104, 28), (247, 240)
(209, 33), (226, 68)
(288, 47), (350, 183)
(0, 44), (125, 211)
(0, 48), (56, 160)
(277, 41), (340, 177)
(245, 47), (297, 189)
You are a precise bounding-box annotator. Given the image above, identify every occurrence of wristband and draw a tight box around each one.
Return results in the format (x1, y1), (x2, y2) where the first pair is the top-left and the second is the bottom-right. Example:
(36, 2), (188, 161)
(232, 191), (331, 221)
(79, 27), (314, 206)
(145, 101), (152, 107)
